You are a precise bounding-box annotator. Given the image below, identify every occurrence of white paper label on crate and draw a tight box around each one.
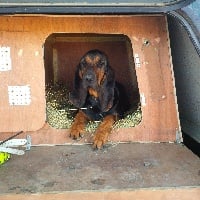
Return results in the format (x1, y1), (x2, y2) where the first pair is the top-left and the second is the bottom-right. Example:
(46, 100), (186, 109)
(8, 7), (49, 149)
(134, 54), (141, 68)
(8, 85), (31, 106)
(140, 93), (146, 106)
(0, 47), (12, 71)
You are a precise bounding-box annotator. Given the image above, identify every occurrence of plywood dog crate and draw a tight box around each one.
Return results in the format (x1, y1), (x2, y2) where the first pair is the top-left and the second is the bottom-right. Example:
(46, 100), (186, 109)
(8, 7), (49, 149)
(0, 15), (180, 145)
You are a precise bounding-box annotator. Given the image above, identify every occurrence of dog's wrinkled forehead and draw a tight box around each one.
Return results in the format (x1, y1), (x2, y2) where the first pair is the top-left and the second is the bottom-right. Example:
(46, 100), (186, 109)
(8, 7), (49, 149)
(85, 54), (100, 65)
(81, 50), (107, 67)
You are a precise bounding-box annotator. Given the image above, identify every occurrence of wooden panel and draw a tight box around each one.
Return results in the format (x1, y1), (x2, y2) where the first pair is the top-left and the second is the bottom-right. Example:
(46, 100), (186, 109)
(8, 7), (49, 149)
(0, 31), (45, 132)
(2, 188), (200, 200)
(0, 15), (179, 142)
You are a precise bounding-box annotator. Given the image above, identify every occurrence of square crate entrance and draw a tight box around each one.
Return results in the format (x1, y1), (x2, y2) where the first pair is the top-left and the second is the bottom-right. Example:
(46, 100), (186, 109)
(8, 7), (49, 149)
(0, 15), (180, 145)
(44, 33), (141, 140)
(44, 33), (141, 129)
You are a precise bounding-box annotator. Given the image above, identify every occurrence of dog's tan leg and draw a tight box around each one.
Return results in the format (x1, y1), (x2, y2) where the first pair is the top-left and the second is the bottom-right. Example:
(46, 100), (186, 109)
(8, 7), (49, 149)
(93, 114), (116, 149)
(70, 110), (89, 139)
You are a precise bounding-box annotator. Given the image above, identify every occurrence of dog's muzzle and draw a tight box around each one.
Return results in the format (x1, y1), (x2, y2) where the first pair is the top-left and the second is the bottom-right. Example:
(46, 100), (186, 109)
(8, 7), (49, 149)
(85, 73), (93, 82)
(83, 68), (97, 86)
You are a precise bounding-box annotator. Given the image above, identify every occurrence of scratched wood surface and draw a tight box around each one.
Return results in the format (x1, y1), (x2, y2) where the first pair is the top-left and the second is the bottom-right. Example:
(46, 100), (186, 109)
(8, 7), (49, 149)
(0, 15), (179, 143)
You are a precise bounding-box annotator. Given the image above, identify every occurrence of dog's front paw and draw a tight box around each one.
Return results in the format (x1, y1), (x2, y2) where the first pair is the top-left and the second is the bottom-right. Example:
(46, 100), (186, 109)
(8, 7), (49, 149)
(93, 130), (109, 149)
(69, 110), (88, 140)
(70, 123), (84, 140)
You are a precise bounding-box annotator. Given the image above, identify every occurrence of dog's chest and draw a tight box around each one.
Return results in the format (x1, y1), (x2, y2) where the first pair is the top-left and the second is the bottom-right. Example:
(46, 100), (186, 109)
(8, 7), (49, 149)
(88, 87), (98, 98)
(86, 88), (100, 109)
(82, 88), (102, 120)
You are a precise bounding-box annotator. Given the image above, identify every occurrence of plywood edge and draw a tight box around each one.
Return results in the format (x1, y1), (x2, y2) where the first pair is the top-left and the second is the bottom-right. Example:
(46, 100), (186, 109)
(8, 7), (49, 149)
(166, 16), (182, 142)
(1, 187), (200, 200)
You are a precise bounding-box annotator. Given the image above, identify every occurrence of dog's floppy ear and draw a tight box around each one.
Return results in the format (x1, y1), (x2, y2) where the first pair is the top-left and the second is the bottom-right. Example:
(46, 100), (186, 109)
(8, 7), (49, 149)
(99, 66), (115, 112)
(69, 65), (87, 108)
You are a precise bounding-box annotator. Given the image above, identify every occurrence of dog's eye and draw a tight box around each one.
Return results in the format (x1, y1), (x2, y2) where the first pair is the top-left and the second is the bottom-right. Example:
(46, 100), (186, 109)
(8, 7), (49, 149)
(80, 60), (87, 69)
(98, 61), (106, 67)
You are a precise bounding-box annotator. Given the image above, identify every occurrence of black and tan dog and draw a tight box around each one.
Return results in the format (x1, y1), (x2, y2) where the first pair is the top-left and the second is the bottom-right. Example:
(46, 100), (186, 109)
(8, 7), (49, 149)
(69, 49), (129, 148)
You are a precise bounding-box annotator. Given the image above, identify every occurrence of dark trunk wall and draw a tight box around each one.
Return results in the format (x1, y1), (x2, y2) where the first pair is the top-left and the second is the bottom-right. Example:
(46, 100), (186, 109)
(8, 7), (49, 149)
(168, 16), (200, 151)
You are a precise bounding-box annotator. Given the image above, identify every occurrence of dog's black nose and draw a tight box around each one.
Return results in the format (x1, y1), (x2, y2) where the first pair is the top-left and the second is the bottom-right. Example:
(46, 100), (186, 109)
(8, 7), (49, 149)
(85, 74), (93, 82)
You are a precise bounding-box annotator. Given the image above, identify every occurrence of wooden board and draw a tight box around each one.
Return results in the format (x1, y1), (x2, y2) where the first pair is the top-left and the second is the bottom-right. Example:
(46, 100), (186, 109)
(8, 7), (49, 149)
(0, 15), (180, 142)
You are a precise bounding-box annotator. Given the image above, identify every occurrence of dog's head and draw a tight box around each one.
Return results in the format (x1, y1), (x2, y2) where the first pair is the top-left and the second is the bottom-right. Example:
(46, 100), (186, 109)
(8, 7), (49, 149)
(69, 49), (115, 112)
(79, 49), (108, 88)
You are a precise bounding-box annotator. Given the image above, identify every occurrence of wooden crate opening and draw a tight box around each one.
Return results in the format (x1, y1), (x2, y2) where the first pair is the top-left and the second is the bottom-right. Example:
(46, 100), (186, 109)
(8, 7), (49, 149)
(44, 33), (141, 129)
